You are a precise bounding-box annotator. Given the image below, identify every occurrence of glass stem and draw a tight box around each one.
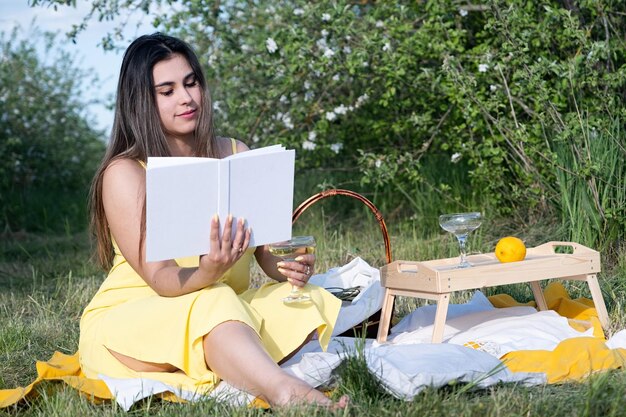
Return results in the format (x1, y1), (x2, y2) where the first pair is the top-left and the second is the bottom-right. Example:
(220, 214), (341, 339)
(457, 234), (468, 265)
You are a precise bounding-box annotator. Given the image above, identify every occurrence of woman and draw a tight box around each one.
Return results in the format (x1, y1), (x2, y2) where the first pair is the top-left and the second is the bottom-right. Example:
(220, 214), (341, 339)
(80, 33), (348, 409)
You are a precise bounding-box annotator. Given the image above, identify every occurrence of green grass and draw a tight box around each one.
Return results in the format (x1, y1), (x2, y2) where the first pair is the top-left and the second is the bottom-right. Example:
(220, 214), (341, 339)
(549, 115), (626, 257)
(1, 219), (626, 416)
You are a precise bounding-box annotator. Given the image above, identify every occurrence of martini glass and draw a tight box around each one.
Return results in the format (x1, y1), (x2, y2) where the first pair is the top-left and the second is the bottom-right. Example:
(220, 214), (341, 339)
(439, 212), (482, 268)
(268, 236), (316, 303)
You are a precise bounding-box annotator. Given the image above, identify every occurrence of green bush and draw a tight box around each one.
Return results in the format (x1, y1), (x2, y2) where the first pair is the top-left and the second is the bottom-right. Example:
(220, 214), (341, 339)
(28, 0), (626, 249)
(0, 27), (106, 233)
(166, 0), (626, 245)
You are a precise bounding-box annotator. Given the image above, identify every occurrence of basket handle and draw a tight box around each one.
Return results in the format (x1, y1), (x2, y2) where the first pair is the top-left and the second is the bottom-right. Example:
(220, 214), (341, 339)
(292, 189), (392, 264)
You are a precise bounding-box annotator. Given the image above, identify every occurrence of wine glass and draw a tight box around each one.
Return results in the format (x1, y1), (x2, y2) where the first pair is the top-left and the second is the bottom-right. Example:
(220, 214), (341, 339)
(268, 236), (316, 304)
(439, 212), (482, 268)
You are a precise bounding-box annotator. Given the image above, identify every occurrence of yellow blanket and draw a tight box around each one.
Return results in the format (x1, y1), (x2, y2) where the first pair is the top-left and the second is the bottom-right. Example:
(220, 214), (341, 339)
(0, 351), (112, 408)
(1, 282), (623, 408)
(488, 282), (626, 383)
(0, 350), (270, 409)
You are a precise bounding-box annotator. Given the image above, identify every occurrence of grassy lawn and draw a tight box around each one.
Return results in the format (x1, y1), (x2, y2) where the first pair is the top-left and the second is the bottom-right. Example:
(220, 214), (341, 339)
(2, 217), (626, 416)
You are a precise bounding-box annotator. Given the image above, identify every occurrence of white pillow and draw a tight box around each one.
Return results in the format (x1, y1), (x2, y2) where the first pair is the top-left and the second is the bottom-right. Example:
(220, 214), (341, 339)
(365, 343), (546, 399)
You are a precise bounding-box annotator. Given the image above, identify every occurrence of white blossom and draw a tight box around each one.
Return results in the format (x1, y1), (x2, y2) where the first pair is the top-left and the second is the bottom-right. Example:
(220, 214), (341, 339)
(293, 8), (304, 16)
(451, 152), (462, 163)
(304, 80), (311, 90)
(355, 94), (369, 107)
(308, 131), (317, 141)
(213, 101), (221, 112)
(490, 84), (498, 92)
(325, 111), (337, 121)
(343, 45), (352, 54)
(252, 135), (260, 143)
(330, 143), (343, 153)
(273, 112), (294, 129)
(279, 95), (288, 104)
(375, 20), (384, 28)
(478, 63), (489, 73)
(304, 91), (314, 101)
(316, 38), (328, 49)
(322, 13), (331, 21)
(334, 104), (348, 115)
(383, 42), (391, 52)
(321, 29), (329, 37)
(323, 48), (335, 58)
(240, 43), (251, 52)
(282, 114), (294, 129)
(332, 74), (340, 81)
(375, 159), (382, 168)
(266, 38), (278, 53)
(459, 9), (468, 17)
(302, 140), (316, 150)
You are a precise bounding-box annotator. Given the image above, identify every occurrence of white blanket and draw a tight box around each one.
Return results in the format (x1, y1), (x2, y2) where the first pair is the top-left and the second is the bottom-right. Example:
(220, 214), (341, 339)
(101, 257), (602, 410)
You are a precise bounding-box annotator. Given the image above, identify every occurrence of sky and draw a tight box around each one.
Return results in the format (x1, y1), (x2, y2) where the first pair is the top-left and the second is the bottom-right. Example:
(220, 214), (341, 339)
(0, 0), (168, 134)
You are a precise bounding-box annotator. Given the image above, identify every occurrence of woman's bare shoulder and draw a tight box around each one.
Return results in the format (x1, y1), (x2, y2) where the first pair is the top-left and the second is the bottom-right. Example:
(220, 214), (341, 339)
(102, 158), (145, 189)
(105, 158), (144, 172)
(216, 136), (250, 156)
(232, 138), (250, 153)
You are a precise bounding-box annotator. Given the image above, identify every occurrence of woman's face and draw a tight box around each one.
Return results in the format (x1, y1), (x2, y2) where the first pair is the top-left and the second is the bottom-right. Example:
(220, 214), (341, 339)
(152, 53), (202, 143)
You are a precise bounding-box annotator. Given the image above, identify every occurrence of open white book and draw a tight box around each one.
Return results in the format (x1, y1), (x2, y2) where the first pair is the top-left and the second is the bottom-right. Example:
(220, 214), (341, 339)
(146, 145), (295, 262)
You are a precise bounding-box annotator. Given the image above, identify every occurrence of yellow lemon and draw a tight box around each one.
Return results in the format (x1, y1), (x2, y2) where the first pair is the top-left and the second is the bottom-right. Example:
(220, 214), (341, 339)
(495, 236), (526, 263)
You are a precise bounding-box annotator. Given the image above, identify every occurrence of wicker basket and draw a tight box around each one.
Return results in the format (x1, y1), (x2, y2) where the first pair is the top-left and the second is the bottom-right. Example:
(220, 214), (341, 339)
(292, 189), (392, 338)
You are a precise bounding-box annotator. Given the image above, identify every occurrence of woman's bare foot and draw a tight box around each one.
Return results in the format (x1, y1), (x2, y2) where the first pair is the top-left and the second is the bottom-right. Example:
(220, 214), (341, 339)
(265, 374), (349, 409)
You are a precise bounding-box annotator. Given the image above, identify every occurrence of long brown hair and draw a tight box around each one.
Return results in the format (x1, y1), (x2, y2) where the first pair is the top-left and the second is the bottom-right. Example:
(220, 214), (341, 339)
(90, 33), (217, 270)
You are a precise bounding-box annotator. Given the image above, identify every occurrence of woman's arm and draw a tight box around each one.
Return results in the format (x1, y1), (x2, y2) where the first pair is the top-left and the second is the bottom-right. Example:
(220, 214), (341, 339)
(255, 246), (287, 282)
(102, 158), (250, 297)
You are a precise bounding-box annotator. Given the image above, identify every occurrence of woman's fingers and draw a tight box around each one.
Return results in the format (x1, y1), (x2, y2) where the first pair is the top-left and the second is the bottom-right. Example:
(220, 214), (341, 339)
(221, 214), (234, 247)
(208, 214), (221, 255)
(277, 258), (315, 287)
(200, 215), (251, 280)
(230, 217), (250, 256)
(208, 214), (249, 260)
(294, 254), (315, 267)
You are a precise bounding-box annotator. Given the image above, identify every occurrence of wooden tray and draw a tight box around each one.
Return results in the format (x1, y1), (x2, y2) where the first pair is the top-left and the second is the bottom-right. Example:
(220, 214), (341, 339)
(376, 241), (607, 343)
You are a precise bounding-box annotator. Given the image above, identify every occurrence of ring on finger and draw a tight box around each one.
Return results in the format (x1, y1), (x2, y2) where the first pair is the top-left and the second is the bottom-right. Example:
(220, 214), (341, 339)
(305, 265), (311, 275)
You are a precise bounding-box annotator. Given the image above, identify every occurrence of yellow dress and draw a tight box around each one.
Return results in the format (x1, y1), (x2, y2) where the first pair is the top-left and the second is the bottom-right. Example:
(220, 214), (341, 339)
(78, 143), (341, 395)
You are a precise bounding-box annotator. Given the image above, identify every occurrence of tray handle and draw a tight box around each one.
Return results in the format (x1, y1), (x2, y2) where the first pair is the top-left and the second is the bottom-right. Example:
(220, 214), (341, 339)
(395, 261), (420, 274)
(530, 241), (595, 255)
